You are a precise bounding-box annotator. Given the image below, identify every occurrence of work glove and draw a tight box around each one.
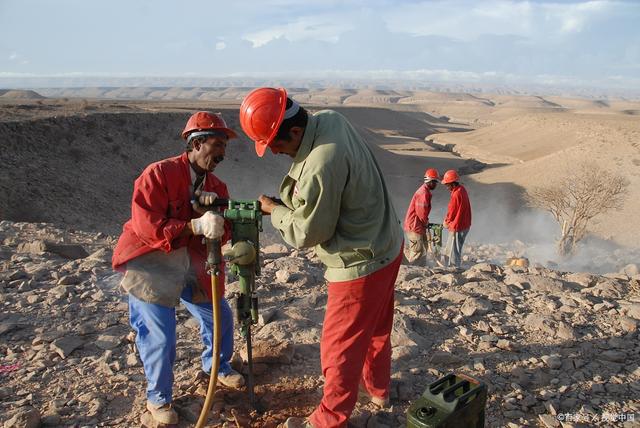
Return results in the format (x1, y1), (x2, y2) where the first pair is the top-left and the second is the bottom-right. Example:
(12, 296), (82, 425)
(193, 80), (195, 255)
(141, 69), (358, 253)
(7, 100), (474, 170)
(191, 211), (225, 240)
(195, 190), (218, 206)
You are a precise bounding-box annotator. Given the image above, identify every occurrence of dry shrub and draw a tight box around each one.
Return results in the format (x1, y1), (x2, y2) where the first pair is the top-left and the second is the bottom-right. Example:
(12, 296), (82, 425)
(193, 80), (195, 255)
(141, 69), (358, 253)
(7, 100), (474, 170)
(527, 162), (629, 257)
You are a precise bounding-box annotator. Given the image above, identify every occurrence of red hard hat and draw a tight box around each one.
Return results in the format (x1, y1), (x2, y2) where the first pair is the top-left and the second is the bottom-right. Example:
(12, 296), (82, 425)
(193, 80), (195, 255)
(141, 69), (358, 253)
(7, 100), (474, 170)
(441, 169), (460, 184)
(181, 111), (238, 141)
(239, 87), (288, 157)
(424, 168), (440, 182)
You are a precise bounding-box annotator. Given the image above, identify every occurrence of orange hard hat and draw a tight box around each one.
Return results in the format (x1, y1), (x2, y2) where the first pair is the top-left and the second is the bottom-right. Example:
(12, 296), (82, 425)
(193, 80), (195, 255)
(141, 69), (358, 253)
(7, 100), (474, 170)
(239, 87), (288, 157)
(181, 111), (237, 141)
(424, 168), (440, 182)
(441, 169), (460, 184)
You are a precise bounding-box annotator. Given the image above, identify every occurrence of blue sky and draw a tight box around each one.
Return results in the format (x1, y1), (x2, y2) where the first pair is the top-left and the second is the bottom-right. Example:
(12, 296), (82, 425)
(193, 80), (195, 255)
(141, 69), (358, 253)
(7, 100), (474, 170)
(1, 0), (639, 89)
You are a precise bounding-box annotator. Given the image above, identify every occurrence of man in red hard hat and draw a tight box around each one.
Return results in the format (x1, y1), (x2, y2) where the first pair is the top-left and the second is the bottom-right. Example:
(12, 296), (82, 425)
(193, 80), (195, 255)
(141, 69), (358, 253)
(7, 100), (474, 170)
(112, 112), (245, 425)
(239, 88), (403, 428)
(441, 169), (472, 268)
(404, 168), (439, 265)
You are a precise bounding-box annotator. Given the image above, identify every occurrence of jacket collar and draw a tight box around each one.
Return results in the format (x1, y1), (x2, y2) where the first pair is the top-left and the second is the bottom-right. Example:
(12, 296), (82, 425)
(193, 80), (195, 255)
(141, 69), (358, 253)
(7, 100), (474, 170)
(288, 115), (318, 180)
(180, 152), (206, 189)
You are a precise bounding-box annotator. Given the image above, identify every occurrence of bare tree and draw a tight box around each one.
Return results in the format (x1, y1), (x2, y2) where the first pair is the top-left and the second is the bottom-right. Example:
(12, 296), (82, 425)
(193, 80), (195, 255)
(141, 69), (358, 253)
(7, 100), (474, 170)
(527, 162), (629, 257)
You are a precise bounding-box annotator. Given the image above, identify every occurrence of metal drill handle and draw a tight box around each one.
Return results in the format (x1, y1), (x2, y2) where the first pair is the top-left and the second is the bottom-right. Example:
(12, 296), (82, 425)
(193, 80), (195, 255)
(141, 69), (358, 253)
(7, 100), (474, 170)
(206, 239), (222, 274)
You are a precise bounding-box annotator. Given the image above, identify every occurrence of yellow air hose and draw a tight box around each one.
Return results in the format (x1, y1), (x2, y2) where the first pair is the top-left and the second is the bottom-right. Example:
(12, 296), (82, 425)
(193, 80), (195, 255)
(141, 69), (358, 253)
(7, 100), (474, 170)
(195, 271), (222, 428)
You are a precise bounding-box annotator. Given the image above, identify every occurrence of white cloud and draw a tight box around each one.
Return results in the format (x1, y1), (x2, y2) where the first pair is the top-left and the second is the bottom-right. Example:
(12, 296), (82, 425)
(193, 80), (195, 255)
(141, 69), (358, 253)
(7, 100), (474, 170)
(384, 0), (614, 40)
(384, 1), (533, 40)
(559, 16), (581, 33)
(215, 41), (226, 50)
(9, 52), (18, 61)
(243, 15), (353, 47)
(548, 0), (609, 34)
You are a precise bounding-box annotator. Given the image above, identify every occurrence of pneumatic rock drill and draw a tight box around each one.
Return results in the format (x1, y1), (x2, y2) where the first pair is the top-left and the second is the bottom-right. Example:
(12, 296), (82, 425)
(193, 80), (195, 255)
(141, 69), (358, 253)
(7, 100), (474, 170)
(218, 199), (262, 406)
(194, 198), (263, 427)
(427, 223), (444, 266)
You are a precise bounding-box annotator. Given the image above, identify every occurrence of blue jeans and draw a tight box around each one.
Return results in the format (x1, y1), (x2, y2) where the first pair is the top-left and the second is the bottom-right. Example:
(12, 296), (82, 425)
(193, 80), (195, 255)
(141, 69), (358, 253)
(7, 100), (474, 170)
(129, 286), (234, 405)
(445, 229), (469, 268)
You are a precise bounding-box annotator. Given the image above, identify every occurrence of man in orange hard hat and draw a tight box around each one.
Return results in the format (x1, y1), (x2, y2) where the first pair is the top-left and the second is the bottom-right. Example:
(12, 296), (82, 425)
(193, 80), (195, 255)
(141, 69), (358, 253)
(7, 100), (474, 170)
(239, 88), (403, 428)
(441, 169), (472, 268)
(404, 168), (439, 265)
(112, 112), (245, 425)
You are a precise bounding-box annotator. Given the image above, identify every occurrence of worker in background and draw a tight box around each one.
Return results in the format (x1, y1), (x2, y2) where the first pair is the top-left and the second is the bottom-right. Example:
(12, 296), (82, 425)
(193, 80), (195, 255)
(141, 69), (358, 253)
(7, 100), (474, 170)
(111, 112), (245, 425)
(239, 88), (403, 428)
(441, 169), (472, 268)
(403, 168), (439, 265)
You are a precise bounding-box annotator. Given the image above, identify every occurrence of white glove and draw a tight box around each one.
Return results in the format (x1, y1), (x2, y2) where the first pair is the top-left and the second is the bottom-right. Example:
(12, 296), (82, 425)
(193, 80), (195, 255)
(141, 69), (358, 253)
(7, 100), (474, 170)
(195, 190), (218, 206)
(191, 211), (225, 239)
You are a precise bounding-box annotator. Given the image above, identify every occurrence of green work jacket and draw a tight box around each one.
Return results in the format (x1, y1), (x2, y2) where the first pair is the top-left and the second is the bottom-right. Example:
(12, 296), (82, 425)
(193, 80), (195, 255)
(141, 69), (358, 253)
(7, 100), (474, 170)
(271, 110), (402, 281)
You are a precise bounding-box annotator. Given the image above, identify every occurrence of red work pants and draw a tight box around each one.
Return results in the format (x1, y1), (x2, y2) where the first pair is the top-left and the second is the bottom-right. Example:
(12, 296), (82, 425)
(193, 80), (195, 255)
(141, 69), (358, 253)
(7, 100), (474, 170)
(309, 251), (402, 428)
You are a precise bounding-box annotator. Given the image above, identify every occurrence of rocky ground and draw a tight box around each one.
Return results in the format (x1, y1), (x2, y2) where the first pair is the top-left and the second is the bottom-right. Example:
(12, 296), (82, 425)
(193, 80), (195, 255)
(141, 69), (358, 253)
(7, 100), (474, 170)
(1, 220), (640, 428)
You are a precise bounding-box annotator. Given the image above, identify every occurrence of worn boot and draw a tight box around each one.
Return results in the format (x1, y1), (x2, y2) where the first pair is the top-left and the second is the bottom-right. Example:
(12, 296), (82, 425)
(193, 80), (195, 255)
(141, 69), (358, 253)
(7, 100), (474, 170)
(358, 385), (390, 409)
(146, 401), (179, 425)
(218, 368), (245, 388)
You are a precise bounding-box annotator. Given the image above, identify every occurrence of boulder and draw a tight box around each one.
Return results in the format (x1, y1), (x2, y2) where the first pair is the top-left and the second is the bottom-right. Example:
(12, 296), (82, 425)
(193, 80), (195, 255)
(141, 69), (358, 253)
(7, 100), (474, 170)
(3, 407), (40, 428)
(433, 291), (469, 304)
(429, 351), (465, 367)
(584, 279), (628, 299)
(17, 240), (89, 259)
(50, 335), (85, 359)
(460, 297), (493, 317)
(626, 303), (640, 320)
(524, 314), (556, 336)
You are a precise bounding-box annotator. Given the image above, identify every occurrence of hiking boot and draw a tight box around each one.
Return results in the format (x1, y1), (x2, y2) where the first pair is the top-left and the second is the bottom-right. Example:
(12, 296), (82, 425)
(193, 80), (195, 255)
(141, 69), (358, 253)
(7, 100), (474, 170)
(146, 401), (178, 425)
(218, 368), (245, 388)
(357, 385), (390, 409)
(282, 416), (314, 428)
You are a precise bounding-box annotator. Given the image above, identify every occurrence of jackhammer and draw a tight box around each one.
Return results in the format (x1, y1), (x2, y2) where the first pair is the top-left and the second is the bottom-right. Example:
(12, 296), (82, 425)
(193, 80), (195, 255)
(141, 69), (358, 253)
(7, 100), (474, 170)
(194, 199), (263, 427)
(427, 223), (444, 265)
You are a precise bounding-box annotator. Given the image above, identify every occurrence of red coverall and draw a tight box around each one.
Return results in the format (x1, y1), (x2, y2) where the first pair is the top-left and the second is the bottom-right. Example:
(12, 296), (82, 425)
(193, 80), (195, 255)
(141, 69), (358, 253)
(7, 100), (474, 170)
(310, 252), (402, 428)
(112, 152), (230, 298)
(403, 184), (432, 234)
(444, 185), (472, 232)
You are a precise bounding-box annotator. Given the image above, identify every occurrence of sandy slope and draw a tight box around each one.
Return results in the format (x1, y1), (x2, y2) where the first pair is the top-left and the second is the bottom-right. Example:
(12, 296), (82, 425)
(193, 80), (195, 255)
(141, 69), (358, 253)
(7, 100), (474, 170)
(428, 110), (640, 247)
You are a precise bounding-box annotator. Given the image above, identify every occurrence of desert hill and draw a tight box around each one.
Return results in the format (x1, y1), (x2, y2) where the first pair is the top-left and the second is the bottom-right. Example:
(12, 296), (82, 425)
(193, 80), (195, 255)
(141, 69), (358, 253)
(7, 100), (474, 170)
(0, 89), (45, 100)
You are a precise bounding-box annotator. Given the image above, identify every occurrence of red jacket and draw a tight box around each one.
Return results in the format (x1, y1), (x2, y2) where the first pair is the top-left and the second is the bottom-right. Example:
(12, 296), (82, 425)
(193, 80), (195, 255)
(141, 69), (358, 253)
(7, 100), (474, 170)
(404, 185), (432, 234)
(445, 185), (472, 232)
(112, 152), (231, 298)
